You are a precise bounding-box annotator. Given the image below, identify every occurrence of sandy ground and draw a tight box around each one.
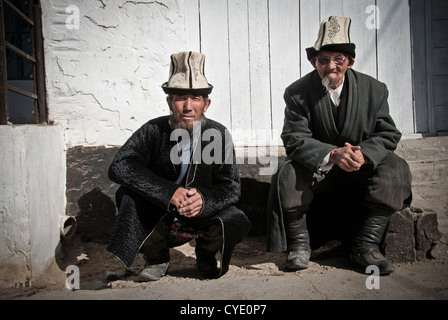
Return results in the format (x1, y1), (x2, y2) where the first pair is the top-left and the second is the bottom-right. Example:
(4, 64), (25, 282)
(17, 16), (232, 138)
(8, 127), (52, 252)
(1, 234), (447, 301)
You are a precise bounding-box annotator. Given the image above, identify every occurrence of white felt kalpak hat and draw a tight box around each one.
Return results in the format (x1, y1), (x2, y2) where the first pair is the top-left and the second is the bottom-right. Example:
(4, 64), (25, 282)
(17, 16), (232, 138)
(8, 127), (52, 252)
(306, 16), (356, 60)
(162, 51), (213, 95)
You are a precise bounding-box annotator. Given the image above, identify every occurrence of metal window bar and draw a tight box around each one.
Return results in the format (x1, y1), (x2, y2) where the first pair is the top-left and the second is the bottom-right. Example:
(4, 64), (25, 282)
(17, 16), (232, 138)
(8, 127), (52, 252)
(0, 0), (47, 125)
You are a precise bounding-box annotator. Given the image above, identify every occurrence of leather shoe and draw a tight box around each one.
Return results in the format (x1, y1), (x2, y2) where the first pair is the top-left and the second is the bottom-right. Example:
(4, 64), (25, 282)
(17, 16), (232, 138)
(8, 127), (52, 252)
(138, 262), (169, 281)
(350, 250), (395, 275)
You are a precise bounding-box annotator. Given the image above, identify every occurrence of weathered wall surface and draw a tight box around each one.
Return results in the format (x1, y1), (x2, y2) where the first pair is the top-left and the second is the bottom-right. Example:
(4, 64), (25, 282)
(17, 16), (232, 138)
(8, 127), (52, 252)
(0, 125), (66, 287)
(41, 0), (190, 148)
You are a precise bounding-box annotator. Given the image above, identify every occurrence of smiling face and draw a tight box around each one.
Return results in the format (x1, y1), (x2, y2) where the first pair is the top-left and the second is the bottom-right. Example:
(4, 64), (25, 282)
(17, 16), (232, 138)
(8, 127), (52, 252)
(167, 94), (211, 133)
(311, 51), (354, 89)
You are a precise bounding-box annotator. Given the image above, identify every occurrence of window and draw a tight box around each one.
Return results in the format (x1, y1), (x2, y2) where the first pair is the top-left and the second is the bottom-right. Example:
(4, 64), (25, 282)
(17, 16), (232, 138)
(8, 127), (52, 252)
(0, 0), (47, 125)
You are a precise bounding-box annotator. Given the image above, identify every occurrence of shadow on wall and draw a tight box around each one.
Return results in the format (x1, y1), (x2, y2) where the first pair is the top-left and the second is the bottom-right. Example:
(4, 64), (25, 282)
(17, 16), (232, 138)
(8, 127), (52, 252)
(64, 146), (120, 242)
(238, 178), (271, 236)
(75, 187), (117, 242)
(55, 187), (118, 273)
(237, 177), (360, 243)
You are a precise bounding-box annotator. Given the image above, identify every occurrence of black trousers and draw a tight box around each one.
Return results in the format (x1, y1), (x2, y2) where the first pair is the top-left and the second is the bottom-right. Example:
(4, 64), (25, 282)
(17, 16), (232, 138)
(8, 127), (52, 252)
(276, 152), (413, 251)
(140, 213), (223, 264)
(279, 153), (412, 216)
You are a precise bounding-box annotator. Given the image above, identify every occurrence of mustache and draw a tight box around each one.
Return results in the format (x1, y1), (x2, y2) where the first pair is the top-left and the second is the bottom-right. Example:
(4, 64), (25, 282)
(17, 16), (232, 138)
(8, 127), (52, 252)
(169, 114), (207, 134)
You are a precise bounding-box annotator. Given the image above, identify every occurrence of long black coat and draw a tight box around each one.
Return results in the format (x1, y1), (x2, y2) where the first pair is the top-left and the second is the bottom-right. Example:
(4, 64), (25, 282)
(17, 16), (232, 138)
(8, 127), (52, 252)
(267, 69), (411, 252)
(107, 115), (251, 275)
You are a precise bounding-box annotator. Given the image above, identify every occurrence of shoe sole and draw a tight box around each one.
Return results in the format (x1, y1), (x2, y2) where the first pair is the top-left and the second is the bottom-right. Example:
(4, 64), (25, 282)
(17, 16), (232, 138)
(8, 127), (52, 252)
(138, 274), (162, 282)
(285, 262), (309, 270)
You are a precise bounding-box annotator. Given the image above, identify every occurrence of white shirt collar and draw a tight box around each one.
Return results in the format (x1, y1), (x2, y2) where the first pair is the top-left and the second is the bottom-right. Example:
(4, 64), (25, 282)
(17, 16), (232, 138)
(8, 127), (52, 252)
(328, 76), (345, 107)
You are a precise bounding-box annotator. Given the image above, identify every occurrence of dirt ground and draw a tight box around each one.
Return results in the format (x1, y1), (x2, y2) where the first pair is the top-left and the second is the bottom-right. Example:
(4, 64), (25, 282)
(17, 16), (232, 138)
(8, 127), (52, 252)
(1, 233), (448, 301)
(1, 234), (323, 297)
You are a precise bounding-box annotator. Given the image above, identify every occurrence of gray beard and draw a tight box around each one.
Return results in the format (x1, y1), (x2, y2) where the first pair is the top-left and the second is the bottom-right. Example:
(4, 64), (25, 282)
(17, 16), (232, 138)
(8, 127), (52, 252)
(169, 114), (207, 135)
(321, 76), (340, 92)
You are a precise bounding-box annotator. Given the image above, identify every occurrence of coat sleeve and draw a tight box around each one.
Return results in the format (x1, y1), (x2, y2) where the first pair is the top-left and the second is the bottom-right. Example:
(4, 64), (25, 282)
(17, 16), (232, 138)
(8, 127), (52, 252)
(358, 83), (402, 169)
(108, 123), (180, 211)
(281, 87), (336, 173)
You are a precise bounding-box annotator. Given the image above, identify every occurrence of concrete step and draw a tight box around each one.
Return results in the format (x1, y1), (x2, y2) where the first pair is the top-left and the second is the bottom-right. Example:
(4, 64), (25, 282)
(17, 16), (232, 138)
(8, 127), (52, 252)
(396, 136), (448, 162)
(406, 160), (448, 185)
(396, 136), (448, 185)
(396, 137), (448, 241)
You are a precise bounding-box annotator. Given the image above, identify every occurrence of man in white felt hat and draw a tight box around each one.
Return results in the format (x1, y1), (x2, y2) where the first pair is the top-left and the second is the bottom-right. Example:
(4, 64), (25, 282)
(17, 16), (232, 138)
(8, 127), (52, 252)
(107, 51), (251, 281)
(267, 16), (412, 275)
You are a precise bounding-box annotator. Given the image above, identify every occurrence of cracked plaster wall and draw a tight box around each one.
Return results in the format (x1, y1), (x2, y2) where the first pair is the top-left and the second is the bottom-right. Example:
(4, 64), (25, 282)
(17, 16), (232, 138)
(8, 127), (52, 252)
(41, 0), (190, 147)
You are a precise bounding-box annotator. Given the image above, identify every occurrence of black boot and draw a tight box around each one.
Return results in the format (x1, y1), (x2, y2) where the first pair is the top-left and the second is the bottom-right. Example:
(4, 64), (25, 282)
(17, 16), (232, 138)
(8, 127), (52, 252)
(195, 248), (221, 279)
(193, 219), (223, 279)
(350, 212), (395, 275)
(284, 211), (311, 270)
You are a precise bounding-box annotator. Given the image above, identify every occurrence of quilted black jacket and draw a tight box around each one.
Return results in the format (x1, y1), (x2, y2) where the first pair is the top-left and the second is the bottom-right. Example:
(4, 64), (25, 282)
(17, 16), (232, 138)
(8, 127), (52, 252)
(107, 116), (251, 274)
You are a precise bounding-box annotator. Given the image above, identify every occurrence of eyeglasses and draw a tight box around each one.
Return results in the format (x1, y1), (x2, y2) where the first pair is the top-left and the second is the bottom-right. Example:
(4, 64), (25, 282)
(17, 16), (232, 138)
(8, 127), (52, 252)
(316, 56), (347, 65)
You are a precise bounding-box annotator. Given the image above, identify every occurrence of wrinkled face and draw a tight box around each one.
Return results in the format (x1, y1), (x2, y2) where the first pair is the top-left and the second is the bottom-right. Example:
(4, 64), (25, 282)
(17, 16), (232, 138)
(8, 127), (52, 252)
(167, 94), (210, 132)
(312, 51), (354, 89)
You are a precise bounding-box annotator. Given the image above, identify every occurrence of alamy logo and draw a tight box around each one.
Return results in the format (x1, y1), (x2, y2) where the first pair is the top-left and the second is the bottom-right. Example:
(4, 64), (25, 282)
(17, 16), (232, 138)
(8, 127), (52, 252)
(365, 5), (380, 30)
(66, 265), (80, 290)
(170, 121), (278, 176)
(365, 265), (380, 289)
(65, 5), (80, 30)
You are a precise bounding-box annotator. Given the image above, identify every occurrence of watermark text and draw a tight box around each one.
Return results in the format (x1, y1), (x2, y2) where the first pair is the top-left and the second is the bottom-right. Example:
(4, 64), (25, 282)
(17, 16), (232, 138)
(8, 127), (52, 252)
(365, 265), (380, 289)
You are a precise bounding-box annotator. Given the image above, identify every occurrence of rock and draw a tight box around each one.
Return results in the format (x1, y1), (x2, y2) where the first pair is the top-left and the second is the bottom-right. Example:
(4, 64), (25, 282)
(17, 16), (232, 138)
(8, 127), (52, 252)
(414, 210), (442, 260)
(429, 243), (448, 260)
(385, 208), (443, 262)
(384, 208), (416, 262)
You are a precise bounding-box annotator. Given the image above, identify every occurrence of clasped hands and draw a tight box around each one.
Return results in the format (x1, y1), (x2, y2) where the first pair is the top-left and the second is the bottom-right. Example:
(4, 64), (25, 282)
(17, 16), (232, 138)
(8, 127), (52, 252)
(329, 142), (370, 172)
(170, 187), (203, 218)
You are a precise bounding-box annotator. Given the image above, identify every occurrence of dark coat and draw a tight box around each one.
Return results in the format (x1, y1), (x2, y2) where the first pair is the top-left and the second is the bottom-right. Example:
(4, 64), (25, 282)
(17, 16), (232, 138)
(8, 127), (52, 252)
(267, 69), (408, 252)
(107, 115), (251, 275)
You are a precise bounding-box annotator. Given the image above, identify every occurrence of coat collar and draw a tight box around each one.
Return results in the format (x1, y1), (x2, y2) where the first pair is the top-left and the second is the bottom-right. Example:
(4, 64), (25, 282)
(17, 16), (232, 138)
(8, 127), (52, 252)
(338, 69), (358, 143)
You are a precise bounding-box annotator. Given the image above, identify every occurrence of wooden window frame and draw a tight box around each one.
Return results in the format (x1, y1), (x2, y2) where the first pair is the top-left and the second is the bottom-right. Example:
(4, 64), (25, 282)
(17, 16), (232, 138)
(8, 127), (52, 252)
(0, 0), (47, 125)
